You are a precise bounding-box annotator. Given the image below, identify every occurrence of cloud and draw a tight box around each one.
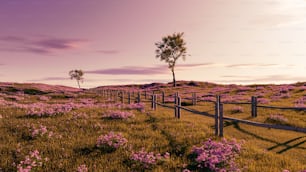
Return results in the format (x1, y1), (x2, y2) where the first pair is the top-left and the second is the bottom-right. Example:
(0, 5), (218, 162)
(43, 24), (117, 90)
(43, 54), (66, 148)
(253, 14), (306, 28)
(24, 47), (52, 54)
(176, 63), (216, 68)
(86, 66), (168, 75)
(86, 63), (212, 76)
(0, 35), (88, 54)
(97, 50), (120, 54)
(251, 1), (306, 28)
(34, 38), (87, 50)
(226, 63), (280, 68)
(221, 75), (250, 78)
(27, 77), (69, 82)
(0, 47), (52, 54)
(257, 75), (306, 82)
(217, 74), (306, 83)
(105, 78), (169, 83)
(0, 36), (26, 42)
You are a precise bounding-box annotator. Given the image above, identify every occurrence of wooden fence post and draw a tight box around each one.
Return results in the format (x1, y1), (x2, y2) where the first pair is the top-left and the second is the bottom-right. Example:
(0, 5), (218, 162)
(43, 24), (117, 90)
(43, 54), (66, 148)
(109, 90), (112, 101)
(174, 92), (178, 118)
(251, 96), (254, 117)
(215, 95), (220, 136)
(151, 94), (154, 110)
(251, 96), (258, 117)
(121, 91), (124, 103)
(177, 96), (181, 119)
(128, 92), (131, 104)
(114, 91), (118, 102)
(192, 92), (194, 105)
(154, 95), (157, 110)
(137, 92), (140, 103)
(192, 92), (197, 106)
(162, 91), (165, 104)
(219, 103), (224, 137)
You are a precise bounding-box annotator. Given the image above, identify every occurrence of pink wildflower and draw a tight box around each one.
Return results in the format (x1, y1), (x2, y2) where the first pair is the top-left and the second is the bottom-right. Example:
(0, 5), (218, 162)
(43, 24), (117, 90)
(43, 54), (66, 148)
(77, 164), (88, 172)
(130, 148), (169, 169)
(102, 111), (134, 119)
(96, 132), (127, 149)
(191, 138), (243, 172)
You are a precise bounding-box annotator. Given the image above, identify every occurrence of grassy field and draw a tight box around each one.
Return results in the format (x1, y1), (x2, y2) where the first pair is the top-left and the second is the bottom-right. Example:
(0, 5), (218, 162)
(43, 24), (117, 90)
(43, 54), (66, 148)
(0, 81), (305, 171)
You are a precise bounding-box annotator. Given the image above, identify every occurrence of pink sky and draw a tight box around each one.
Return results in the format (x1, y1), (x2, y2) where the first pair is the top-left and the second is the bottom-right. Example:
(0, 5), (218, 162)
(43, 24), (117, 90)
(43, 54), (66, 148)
(0, 0), (305, 88)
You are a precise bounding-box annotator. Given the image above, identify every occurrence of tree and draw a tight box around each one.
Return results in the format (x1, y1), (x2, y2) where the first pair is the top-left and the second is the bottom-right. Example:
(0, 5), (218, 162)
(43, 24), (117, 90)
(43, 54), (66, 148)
(155, 32), (187, 87)
(69, 69), (84, 88)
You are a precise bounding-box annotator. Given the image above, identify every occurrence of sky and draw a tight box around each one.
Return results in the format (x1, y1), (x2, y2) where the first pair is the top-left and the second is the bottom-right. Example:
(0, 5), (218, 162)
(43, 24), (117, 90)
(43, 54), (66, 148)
(0, 0), (306, 88)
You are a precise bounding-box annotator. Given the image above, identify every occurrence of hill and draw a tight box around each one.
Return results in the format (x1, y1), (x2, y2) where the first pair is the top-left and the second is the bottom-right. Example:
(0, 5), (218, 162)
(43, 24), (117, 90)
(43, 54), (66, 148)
(0, 81), (305, 171)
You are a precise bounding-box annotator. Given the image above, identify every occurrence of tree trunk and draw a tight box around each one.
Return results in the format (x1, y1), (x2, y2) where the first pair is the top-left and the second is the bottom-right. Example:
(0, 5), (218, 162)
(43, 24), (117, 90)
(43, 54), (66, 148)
(172, 69), (176, 87)
(77, 80), (80, 89)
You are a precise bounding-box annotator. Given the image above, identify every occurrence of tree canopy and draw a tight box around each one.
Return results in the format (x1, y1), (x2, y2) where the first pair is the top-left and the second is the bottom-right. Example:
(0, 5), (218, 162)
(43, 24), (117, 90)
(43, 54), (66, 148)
(69, 69), (84, 88)
(155, 32), (187, 87)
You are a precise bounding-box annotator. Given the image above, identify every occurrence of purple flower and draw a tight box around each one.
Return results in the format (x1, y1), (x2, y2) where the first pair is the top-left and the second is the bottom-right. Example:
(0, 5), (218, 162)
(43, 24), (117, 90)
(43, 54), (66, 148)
(266, 114), (288, 125)
(257, 98), (270, 104)
(96, 132), (128, 149)
(294, 97), (306, 108)
(77, 164), (88, 172)
(191, 138), (243, 172)
(17, 150), (47, 172)
(30, 125), (51, 138)
(130, 148), (170, 169)
(26, 103), (74, 117)
(102, 111), (134, 119)
(124, 103), (145, 112)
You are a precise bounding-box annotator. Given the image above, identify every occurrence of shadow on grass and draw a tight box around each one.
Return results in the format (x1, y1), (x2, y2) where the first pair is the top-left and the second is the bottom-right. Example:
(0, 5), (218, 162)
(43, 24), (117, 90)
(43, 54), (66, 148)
(144, 114), (157, 124)
(159, 129), (189, 157)
(16, 114), (59, 119)
(122, 158), (152, 172)
(21, 133), (33, 141)
(186, 153), (214, 172)
(73, 146), (116, 156)
(145, 114), (161, 131)
(233, 123), (306, 154)
(267, 136), (306, 154)
(223, 116), (253, 128)
(145, 112), (189, 156)
(181, 101), (194, 106)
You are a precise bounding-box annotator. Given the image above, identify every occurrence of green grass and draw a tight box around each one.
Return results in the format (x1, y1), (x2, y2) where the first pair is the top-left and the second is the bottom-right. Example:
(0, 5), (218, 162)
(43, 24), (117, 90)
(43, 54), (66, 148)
(0, 82), (305, 171)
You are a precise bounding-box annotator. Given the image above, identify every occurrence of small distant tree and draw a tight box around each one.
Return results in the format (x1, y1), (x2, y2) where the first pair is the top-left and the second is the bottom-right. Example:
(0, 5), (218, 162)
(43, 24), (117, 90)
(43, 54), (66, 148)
(69, 69), (84, 88)
(155, 32), (187, 87)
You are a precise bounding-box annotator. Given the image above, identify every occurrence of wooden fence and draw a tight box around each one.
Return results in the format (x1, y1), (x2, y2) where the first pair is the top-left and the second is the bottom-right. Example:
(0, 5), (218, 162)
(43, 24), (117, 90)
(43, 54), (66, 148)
(98, 89), (306, 136)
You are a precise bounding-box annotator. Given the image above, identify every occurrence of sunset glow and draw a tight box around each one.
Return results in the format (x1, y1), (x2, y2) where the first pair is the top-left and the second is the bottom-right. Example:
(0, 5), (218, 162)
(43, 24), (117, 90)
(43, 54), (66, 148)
(1, 0), (306, 88)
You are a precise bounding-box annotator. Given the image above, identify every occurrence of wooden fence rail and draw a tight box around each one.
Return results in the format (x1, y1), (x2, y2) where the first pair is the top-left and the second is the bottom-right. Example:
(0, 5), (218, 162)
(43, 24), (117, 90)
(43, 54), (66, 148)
(98, 89), (306, 136)
(222, 116), (306, 133)
(103, 89), (306, 112)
